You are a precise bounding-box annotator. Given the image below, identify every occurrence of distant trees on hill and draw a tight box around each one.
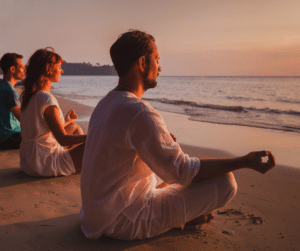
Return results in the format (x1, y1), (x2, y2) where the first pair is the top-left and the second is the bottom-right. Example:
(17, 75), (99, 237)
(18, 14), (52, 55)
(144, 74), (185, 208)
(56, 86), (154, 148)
(62, 61), (117, 75)
(0, 62), (117, 76)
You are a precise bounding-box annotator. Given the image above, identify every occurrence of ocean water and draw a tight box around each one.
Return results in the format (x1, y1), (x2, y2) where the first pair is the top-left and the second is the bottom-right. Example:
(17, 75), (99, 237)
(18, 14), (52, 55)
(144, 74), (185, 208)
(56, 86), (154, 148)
(52, 76), (300, 135)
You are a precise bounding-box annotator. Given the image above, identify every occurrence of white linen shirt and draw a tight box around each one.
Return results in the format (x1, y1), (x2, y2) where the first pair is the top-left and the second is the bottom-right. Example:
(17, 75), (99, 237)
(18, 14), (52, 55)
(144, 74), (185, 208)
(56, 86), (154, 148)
(80, 91), (200, 239)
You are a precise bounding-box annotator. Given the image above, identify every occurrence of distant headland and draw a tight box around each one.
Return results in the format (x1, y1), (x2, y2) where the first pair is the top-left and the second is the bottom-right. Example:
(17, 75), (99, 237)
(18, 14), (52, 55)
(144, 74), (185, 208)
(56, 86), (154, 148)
(0, 61), (117, 76)
(61, 61), (117, 75)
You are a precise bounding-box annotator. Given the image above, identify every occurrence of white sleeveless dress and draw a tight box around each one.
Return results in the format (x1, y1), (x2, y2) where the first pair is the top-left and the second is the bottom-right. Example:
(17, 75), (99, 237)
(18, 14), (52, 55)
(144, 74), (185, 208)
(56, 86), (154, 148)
(20, 91), (75, 177)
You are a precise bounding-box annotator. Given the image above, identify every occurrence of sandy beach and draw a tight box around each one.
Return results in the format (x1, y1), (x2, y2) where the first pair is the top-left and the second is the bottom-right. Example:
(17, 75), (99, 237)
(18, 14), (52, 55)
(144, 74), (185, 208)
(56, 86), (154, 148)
(0, 95), (299, 251)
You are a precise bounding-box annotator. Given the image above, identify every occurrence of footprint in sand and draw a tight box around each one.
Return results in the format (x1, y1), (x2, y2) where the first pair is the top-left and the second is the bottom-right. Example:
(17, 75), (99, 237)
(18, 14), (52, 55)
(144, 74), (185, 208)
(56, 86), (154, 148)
(34, 200), (61, 208)
(222, 230), (234, 235)
(0, 210), (23, 220)
(217, 209), (263, 225)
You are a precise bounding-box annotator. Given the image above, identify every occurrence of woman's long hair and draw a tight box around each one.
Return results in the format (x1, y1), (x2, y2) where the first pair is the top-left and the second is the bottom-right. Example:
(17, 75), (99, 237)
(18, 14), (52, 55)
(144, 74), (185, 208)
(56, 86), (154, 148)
(21, 47), (63, 111)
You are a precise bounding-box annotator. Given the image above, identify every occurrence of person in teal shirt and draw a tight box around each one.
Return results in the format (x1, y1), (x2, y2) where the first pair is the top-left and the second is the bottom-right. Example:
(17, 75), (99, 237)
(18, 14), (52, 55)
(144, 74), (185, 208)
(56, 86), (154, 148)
(0, 53), (26, 149)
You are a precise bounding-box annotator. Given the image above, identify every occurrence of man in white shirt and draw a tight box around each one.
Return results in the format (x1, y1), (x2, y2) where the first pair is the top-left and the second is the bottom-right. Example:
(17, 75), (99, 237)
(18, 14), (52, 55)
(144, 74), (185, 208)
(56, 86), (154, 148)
(80, 30), (275, 240)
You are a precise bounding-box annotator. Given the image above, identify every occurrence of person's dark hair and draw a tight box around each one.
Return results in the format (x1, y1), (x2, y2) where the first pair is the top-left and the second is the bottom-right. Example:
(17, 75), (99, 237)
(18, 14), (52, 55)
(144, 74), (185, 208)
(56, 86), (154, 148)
(110, 30), (155, 77)
(21, 47), (63, 111)
(0, 53), (23, 74)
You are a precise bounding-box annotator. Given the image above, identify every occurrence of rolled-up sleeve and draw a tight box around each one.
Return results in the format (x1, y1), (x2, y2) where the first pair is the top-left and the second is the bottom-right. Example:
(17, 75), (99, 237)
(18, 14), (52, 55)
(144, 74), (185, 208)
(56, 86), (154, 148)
(127, 108), (200, 187)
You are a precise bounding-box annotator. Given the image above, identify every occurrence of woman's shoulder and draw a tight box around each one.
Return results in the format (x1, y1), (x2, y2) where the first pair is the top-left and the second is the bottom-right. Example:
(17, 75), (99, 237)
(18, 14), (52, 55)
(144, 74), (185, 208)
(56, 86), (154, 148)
(35, 91), (58, 106)
(35, 91), (55, 100)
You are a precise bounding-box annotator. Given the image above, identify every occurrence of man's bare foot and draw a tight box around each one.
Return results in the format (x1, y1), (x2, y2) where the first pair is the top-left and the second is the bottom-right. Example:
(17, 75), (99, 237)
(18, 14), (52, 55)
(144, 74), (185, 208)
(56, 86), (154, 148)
(186, 213), (214, 226)
(207, 213), (214, 222)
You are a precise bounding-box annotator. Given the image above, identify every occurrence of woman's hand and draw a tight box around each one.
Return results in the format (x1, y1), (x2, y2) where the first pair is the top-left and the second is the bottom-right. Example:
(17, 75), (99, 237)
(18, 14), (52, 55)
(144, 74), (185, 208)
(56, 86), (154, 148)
(65, 109), (78, 123)
(44, 105), (86, 146)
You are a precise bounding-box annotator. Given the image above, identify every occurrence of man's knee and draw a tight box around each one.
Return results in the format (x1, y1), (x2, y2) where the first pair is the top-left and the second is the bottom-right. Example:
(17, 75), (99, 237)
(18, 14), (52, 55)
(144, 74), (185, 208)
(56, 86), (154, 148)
(216, 172), (237, 208)
(74, 125), (84, 135)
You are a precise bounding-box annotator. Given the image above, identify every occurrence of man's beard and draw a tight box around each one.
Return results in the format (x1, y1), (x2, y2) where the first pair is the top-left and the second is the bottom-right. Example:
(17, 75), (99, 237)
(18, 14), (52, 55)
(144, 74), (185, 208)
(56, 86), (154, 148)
(142, 78), (157, 91)
(142, 67), (157, 91)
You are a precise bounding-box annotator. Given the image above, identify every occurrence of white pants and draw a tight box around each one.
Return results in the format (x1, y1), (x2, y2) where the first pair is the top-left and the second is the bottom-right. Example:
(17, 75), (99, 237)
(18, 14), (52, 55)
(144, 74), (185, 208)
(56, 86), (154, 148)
(104, 172), (237, 240)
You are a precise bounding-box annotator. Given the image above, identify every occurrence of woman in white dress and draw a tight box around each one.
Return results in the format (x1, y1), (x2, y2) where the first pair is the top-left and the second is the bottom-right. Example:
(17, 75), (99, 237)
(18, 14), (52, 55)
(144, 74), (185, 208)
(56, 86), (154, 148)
(19, 48), (86, 177)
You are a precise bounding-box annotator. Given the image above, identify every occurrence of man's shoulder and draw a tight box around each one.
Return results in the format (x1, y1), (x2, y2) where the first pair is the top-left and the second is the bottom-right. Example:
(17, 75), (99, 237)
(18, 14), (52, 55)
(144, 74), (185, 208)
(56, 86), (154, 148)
(96, 91), (157, 120)
(0, 80), (12, 91)
(121, 94), (155, 115)
(102, 91), (152, 110)
(0, 80), (19, 98)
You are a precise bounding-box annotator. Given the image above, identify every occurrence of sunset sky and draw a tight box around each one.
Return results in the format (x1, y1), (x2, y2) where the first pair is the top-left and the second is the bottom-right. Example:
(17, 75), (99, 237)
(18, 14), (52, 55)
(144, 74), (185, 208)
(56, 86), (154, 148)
(1, 0), (299, 76)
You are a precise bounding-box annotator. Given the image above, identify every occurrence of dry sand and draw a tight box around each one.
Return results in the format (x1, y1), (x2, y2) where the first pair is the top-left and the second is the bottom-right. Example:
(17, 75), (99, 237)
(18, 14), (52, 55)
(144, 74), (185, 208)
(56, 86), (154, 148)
(0, 95), (299, 251)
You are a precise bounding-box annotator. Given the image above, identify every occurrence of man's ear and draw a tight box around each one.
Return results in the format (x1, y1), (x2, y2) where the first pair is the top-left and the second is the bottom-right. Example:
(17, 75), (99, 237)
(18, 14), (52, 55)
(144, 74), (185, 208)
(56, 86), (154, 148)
(138, 56), (146, 73)
(10, 65), (16, 74)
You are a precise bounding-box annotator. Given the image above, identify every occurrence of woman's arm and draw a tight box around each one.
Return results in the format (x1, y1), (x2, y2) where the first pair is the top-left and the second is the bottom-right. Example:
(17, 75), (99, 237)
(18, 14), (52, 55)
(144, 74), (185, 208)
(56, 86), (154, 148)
(44, 105), (86, 146)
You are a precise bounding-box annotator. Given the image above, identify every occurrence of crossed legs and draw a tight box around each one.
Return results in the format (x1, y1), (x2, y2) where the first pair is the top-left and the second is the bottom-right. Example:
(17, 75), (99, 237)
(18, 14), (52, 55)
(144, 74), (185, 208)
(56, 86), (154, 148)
(65, 122), (85, 173)
(104, 172), (237, 240)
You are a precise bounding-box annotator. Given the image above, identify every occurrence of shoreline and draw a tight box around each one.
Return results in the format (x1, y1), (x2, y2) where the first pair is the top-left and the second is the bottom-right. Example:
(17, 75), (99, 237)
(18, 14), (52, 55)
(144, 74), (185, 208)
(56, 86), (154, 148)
(57, 95), (300, 169)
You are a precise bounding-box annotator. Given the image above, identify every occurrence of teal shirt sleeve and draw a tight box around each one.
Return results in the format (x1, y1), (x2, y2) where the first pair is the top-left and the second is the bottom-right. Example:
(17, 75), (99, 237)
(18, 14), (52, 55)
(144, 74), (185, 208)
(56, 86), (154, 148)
(0, 81), (21, 142)
(2, 84), (21, 108)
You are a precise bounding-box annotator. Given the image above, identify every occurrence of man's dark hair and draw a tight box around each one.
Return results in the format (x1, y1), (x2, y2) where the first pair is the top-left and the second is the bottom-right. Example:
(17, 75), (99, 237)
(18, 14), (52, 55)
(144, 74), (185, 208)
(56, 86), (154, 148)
(110, 30), (155, 77)
(0, 53), (23, 74)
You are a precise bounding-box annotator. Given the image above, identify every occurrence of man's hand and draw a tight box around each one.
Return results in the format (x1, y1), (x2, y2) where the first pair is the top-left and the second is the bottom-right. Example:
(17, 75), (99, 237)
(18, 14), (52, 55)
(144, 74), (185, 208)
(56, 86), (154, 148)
(245, 151), (276, 174)
(65, 109), (78, 123)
